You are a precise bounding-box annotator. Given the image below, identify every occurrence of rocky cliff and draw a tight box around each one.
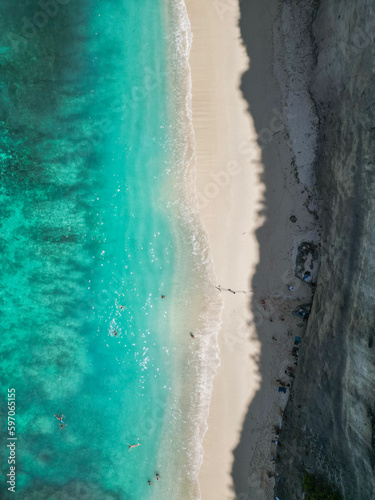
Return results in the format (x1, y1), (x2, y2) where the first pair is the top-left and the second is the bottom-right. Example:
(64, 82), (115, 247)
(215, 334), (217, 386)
(275, 1), (375, 498)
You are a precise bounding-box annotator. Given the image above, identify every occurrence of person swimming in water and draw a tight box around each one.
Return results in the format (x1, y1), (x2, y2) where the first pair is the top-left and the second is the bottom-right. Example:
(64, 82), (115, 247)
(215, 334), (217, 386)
(155, 473), (160, 480)
(54, 414), (64, 422)
(128, 443), (140, 451)
(147, 480), (153, 486)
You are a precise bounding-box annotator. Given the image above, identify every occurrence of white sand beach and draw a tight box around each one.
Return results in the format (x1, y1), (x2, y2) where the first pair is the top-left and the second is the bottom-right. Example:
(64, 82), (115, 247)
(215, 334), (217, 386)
(185, 0), (318, 498)
(185, 0), (263, 497)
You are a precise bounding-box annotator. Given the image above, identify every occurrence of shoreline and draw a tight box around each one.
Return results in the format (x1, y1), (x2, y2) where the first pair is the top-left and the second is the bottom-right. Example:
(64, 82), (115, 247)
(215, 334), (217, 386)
(154, 2), (224, 498)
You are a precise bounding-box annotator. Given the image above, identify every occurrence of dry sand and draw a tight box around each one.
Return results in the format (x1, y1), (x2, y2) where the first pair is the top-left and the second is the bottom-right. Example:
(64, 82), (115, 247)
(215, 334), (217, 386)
(185, 0), (263, 498)
(185, 0), (319, 499)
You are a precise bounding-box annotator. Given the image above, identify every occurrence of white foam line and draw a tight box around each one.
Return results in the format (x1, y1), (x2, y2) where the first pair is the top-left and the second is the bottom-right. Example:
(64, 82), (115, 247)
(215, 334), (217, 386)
(166, 0), (224, 497)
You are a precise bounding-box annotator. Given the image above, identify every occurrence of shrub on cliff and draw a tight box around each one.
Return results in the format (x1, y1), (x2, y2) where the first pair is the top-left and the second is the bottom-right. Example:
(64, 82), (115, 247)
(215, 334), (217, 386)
(303, 472), (343, 500)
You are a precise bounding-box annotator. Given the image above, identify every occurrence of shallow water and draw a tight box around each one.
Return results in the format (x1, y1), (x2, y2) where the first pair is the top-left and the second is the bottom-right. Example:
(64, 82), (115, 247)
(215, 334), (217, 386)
(0, 1), (221, 498)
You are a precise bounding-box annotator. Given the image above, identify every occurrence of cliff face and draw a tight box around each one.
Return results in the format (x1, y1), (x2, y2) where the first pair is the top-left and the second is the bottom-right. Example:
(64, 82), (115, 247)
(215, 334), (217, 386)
(276, 1), (375, 499)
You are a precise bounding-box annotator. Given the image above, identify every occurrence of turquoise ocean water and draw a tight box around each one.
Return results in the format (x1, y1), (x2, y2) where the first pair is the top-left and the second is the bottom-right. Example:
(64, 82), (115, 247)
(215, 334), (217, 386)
(0, 1), (221, 499)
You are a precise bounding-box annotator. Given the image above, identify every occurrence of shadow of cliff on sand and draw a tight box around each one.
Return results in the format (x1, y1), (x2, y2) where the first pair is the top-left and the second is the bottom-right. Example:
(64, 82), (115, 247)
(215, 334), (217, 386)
(231, 0), (305, 498)
(232, 0), (375, 498)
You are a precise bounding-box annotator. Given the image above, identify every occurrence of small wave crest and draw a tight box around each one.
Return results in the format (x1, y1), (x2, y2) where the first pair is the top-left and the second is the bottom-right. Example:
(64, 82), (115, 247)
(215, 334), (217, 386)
(159, 0), (224, 497)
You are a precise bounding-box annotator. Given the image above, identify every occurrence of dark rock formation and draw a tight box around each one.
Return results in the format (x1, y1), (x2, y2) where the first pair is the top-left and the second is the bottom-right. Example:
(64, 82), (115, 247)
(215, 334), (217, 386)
(295, 241), (319, 283)
(275, 1), (375, 499)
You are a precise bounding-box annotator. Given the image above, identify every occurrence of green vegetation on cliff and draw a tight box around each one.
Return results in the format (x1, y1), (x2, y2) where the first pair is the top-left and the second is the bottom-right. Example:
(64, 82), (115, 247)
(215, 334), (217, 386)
(303, 472), (344, 500)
